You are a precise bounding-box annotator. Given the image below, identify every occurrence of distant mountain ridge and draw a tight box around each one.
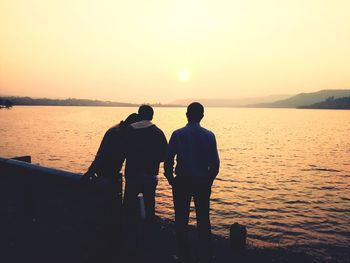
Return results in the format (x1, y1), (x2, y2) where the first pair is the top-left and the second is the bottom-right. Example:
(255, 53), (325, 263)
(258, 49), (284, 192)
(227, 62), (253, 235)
(298, 96), (350, 109)
(3, 90), (349, 108)
(246, 89), (350, 108)
(0, 96), (181, 107)
(172, 94), (291, 107)
(0, 96), (137, 107)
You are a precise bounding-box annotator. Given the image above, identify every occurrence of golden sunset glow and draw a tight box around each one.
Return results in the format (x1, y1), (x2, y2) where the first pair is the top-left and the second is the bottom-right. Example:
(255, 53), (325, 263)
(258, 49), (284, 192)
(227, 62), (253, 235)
(1, 0), (350, 103)
(1, 2), (350, 259)
(179, 68), (189, 82)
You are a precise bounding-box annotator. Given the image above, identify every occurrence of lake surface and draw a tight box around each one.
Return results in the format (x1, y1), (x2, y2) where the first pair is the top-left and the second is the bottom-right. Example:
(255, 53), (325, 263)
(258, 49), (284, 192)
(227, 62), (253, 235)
(1, 106), (349, 261)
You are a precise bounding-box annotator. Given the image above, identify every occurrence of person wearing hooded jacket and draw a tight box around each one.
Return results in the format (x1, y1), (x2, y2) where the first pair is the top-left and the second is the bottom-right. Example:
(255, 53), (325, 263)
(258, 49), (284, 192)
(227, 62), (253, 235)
(123, 105), (168, 225)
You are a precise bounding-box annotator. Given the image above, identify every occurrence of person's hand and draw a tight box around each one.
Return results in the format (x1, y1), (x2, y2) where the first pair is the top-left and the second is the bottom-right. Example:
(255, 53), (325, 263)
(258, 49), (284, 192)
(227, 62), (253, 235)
(81, 170), (97, 182)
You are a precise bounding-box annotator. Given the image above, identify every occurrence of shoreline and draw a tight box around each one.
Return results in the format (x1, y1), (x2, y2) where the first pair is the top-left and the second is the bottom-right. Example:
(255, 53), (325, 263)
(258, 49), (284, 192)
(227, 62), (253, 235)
(126, 217), (317, 263)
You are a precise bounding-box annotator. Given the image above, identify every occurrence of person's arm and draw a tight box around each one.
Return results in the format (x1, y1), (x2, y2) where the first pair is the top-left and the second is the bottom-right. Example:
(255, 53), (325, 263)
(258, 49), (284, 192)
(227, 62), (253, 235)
(208, 133), (220, 181)
(82, 130), (111, 179)
(158, 130), (168, 162)
(164, 132), (177, 186)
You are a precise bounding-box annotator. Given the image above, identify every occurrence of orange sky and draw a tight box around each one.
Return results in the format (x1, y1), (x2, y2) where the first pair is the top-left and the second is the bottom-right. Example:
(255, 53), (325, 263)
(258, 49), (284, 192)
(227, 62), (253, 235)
(1, 0), (350, 103)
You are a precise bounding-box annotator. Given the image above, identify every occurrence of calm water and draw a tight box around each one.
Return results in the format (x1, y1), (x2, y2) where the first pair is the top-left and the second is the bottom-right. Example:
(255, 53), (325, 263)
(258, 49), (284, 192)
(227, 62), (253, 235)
(1, 106), (349, 261)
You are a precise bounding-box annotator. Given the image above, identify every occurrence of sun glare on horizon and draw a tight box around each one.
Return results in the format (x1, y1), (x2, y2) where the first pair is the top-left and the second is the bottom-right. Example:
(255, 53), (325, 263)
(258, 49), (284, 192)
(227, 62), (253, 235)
(179, 68), (189, 81)
(1, 0), (350, 102)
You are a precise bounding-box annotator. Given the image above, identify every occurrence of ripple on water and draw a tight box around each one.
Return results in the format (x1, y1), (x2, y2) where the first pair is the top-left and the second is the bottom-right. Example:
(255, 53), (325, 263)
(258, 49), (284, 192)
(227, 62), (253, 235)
(2, 107), (350, 262)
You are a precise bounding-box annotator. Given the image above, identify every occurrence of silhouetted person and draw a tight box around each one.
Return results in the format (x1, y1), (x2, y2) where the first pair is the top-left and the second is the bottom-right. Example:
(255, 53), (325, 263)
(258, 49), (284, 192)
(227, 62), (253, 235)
(83, 113), (140, 180)
(165, 102), (220, 263)
(123, 105), (167, 247)
(82, 113), (140, 261)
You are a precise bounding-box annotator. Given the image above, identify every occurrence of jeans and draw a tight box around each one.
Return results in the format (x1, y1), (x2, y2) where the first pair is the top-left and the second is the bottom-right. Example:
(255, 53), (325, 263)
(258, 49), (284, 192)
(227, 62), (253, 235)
(123, 180), (158, 253)
(123, 180), (158, 223)
(172, 176), (213, 263)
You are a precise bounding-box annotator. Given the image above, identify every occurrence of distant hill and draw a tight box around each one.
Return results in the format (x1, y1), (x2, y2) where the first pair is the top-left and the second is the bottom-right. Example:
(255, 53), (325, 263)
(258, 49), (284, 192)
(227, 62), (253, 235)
(298, 96), (350, 109)
(0, 96), (181, 107)
(0, 96), (137, 107)
(246, 89), (350, 108)
(172, 94), (291, 107)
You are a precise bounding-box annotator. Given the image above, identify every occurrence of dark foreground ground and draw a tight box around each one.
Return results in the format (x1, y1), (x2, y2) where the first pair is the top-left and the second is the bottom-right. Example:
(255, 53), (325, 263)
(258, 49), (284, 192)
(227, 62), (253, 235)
(117, 217), (316, 263)
(0, 160), (334, 263)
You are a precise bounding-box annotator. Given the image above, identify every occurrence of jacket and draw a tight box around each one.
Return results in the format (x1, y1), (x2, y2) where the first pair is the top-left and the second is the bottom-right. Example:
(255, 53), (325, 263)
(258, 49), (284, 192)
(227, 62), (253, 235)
(125, 120), (168, 181)
(88, 122), (128, 178)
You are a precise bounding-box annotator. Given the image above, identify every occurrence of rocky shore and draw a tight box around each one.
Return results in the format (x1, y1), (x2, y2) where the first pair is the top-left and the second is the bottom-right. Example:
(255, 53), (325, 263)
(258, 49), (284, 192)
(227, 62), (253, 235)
(119, 217), (315, 263)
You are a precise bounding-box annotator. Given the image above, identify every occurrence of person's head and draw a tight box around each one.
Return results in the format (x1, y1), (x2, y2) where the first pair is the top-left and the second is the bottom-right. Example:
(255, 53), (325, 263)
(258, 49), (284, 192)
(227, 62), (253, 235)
(138, 105), (154, 121)
(186, 102), (204, 123)
(124, 113), (140, 125)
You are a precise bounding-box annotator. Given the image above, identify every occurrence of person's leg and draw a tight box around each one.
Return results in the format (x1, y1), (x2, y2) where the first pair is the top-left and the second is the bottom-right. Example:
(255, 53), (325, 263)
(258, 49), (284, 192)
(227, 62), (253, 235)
(140, 180), (158, 259)
(173, 178), (192, 262)
(142, 180), (157, 224)
(123, 182), (140, 220)
(98, 187), (120, 263)
(123, 182), (141, 251)
(193, 182), (212, 263)
(107, 177), (123, 249)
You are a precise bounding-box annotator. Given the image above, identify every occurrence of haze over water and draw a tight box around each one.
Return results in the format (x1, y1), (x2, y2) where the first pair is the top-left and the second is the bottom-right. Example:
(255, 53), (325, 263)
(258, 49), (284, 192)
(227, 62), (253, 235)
(0, 106), (349, 261)
(2, 1), (350, 102)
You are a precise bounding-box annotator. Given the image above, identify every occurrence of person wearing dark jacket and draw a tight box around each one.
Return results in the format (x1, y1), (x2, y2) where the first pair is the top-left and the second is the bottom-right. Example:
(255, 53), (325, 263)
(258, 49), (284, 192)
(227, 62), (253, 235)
(81, 113), (140, 261)
(83, 113), (140, 181)
(164, 102), (220, 263)
(124, 105), (168, 225)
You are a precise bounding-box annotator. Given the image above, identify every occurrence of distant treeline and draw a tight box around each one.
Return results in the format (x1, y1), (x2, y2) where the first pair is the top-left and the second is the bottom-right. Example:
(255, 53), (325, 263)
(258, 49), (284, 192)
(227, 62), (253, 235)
(0, 99), (13, 109)
(0, 96), (137, 107)
(0, 96), (181, 107)
(298, 96), (350, 109)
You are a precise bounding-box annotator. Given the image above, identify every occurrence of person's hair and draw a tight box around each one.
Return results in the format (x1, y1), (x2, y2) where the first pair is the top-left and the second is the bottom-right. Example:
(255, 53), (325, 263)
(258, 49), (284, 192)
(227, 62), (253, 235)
(186, 102), (204, 123)
(124, 113), (140, 125)
(138, 105), (154, 120)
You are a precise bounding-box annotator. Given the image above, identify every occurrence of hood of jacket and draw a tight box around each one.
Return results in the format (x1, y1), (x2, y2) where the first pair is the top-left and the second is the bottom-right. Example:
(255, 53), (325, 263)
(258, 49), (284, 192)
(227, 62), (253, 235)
(130, 120), (154, 129)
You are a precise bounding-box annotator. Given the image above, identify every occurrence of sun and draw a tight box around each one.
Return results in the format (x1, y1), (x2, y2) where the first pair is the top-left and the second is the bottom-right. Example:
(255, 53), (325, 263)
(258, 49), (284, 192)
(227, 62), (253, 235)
(179, 68), (189, 81)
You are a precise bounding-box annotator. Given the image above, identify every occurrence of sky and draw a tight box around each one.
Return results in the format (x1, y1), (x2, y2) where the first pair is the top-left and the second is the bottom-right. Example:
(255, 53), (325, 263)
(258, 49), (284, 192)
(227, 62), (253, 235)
(1, 0), (350, 103)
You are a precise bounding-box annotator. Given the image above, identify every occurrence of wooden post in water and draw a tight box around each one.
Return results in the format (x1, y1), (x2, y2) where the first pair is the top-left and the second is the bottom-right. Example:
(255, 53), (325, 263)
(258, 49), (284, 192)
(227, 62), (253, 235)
(230, 223), (247, 250)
